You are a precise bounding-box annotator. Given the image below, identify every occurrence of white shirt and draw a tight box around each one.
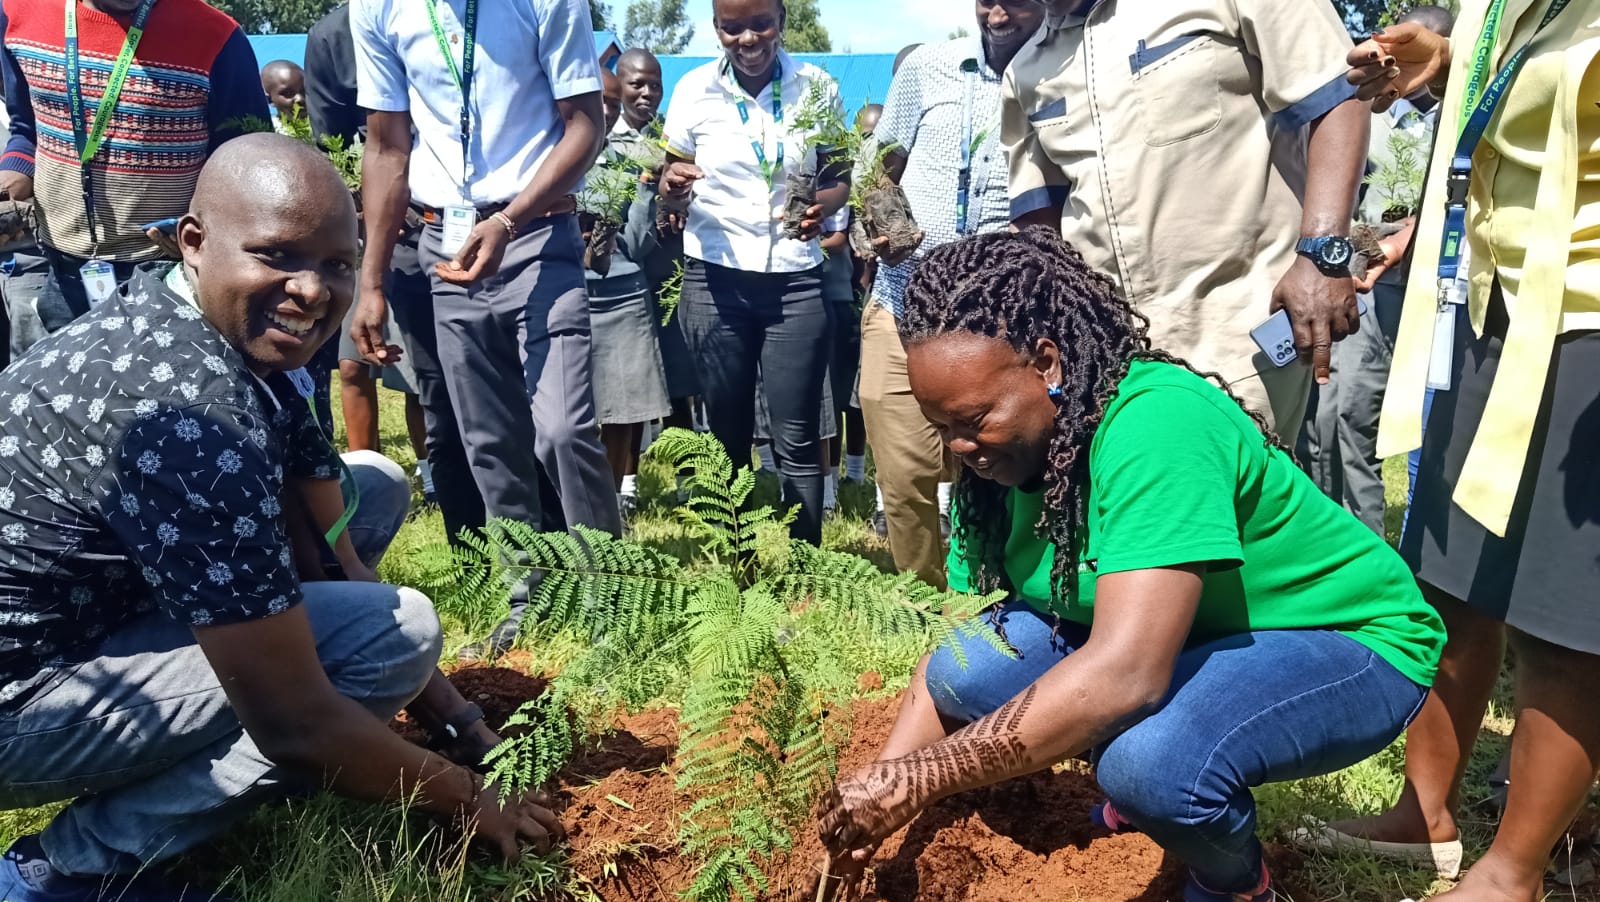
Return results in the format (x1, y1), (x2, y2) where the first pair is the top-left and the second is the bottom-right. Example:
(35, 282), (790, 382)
(663, 51), (841, 274)
(350, 0), (603, 209)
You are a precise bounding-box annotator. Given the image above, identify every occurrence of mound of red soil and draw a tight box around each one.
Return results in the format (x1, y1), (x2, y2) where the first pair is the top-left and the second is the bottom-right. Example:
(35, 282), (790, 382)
(557, 697), (1305, 902)
(390, 664), (550, 745)
(400, 667), (1308, 900)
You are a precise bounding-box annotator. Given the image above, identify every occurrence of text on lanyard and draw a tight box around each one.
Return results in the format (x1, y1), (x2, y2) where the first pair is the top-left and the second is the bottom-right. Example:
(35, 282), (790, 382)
(1436, 0), (1572, 290)
(732, 61), (785, 177)
(424, 0), (478, 189)
(64, 0), (158, 248)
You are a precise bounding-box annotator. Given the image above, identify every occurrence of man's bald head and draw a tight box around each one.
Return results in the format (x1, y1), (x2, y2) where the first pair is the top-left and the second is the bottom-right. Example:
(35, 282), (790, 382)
(182, 134), (359, 374)
(617, 48), (661, 77)
(260, 59), (306, 118)
(191, 133), (351, 227)
(1397, 4), (1454, 37)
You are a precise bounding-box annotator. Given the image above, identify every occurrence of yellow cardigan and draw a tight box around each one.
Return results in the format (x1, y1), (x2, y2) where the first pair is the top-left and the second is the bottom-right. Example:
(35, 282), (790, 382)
(1379, 0), (1600, 537)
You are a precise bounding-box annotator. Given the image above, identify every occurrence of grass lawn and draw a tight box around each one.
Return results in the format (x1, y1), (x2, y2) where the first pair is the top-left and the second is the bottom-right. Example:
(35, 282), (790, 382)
(0, 383), (1573, 902)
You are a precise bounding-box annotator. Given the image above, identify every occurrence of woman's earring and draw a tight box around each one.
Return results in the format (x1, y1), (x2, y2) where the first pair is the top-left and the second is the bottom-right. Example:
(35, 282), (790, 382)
(1047, 384), (1063, 398)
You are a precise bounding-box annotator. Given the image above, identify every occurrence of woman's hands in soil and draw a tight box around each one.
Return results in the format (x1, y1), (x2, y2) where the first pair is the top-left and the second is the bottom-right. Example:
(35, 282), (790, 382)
(462, 782), (565, 861)
(660, 161), (703, 202)
(436, 219), (512, 286)
(801, 846), (879, 902)
(818, 759), (930, 857)
(1346, 22), (1451, 112)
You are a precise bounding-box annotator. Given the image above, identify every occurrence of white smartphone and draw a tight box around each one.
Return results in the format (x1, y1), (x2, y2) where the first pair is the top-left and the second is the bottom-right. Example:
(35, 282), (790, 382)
(1251, 297), (1368, 368)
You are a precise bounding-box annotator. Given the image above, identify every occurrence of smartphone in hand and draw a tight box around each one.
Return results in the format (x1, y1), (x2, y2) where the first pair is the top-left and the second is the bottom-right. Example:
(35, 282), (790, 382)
(1252, 297), (1368, 368)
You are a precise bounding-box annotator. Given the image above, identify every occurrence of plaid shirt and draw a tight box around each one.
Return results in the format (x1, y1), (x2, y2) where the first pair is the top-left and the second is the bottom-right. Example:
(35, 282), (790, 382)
(869, 38), (1015, 317)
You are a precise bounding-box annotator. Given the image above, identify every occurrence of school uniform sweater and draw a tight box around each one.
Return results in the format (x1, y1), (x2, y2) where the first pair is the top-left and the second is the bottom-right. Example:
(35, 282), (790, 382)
(0, 0), (267, 262)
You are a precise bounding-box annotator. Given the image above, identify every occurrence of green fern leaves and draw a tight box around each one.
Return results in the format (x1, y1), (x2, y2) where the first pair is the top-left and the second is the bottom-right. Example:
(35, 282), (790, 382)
(421, 428), (1003, 900)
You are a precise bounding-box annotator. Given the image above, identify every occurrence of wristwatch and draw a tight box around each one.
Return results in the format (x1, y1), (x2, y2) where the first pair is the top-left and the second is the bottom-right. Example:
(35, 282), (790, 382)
(1295, 235), (1356, 277)
(441, 702), (485, 742)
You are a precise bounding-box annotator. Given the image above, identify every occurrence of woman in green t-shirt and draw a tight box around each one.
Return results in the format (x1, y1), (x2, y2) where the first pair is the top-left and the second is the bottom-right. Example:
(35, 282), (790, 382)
(810, 229), (1445, 902)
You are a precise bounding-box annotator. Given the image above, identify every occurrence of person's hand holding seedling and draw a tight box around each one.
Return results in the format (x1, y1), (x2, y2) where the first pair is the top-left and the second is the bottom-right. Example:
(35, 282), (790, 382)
(437, 216), (513, 286)
(870, 230), (924, 267)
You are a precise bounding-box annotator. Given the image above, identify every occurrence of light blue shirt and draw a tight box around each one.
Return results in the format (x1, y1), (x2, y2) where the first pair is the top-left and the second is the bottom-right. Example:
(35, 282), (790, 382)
(870, 38), (1014, 317)
(350, 0), (603, 209)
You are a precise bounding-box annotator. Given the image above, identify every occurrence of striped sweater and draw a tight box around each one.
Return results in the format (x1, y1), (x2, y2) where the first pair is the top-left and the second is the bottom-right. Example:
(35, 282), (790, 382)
(0, 0), (267, 261)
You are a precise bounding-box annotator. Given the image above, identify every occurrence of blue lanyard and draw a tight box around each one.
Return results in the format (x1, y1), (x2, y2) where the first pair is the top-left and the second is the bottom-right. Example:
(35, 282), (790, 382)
(732, 62), (784, 173)
(64, 0), (157, 249)
(424, 0), (477, 188)
(1436, 0), (1570, 300)
(957, 59), (979, 236)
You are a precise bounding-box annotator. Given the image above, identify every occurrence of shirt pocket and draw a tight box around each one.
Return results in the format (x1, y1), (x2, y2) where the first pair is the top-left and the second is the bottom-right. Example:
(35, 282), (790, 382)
(1128, 33), (1223, 147)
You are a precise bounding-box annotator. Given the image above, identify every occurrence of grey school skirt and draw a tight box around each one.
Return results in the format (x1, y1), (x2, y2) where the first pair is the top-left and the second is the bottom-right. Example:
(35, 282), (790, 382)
(588, 270), (672, 425)
(1401, 286), (1600, 653)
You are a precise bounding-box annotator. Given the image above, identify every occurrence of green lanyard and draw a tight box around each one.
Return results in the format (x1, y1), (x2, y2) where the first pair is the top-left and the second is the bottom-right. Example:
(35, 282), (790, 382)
(424, 0), (477, 186)
(1457, 0), (1513, 134)
(64, 0), (156, 247)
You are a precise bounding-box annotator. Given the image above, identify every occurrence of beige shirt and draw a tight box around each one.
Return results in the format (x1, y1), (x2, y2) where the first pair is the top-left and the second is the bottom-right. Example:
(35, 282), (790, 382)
(1002, 0), (1357, 430)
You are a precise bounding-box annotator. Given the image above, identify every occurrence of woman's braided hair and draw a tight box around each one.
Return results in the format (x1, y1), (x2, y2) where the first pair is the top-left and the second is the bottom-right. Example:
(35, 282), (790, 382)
(898, 226), (1283, 607)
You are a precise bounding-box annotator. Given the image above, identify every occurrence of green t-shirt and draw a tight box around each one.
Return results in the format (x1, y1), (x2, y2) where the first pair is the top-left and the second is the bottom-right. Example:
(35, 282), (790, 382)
(947, 361), (1444, 686)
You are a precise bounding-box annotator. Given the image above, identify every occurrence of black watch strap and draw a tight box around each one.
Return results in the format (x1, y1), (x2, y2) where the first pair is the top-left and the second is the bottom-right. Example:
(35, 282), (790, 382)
(442, 702), (486, 741)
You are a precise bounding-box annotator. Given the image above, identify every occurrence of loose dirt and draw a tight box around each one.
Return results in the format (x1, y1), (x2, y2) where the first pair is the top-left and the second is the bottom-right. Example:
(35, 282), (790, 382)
(409, 667), (1307, 901)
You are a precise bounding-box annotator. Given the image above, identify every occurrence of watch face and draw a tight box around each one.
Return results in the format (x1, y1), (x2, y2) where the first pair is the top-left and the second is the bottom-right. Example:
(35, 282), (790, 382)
(1321, 238), (1353, 267)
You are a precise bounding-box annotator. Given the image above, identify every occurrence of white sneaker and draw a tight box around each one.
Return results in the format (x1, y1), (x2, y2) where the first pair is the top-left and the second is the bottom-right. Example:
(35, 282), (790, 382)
(1288, 818), (1463, 879)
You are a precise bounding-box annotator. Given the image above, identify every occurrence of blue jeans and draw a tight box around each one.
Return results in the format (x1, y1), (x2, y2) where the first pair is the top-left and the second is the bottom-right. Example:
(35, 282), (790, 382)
(924, 602), (1428, 892)
(0, 453), (440, 876)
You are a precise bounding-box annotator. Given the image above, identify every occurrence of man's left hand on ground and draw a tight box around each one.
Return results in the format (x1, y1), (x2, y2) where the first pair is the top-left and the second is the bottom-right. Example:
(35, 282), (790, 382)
(1271, 256), (1360, 384)
(436, 218), (511, 285)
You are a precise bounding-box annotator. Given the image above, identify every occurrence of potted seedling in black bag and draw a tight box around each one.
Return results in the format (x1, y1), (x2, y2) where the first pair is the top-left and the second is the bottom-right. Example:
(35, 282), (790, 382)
(788, 80), (922, 258)
(578, 156), (643, 277)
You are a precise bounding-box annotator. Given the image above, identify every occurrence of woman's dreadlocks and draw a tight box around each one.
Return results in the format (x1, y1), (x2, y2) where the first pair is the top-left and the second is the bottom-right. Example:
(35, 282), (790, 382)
(898, 226), (1283, 609)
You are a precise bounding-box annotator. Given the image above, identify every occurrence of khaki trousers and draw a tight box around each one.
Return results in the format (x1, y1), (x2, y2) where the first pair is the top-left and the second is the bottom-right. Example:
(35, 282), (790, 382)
(858, 302), (950, 589)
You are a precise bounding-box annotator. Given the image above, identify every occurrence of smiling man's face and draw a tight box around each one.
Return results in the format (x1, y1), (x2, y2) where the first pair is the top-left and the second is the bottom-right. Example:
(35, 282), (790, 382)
(975, 0), (1045, 62)
(179, 147), (358, 375)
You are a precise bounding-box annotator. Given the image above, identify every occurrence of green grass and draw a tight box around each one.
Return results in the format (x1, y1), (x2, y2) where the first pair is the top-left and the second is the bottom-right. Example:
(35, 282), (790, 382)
(0, 386), (1556, 901)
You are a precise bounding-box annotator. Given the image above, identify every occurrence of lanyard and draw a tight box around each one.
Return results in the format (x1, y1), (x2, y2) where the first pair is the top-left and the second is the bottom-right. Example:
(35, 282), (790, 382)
(731, 61), (784, 175)
(957, 59), (979, 236)
(284, 368), (358, 548)
(1435, 0), (1570, 298)
(424, 0), (477, 189)
(64, 0), (157, 248)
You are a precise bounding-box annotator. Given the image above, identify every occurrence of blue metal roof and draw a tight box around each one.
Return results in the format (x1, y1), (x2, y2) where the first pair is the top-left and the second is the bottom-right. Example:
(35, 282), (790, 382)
(245, 34), (895, 117)
(247, 32), (624, 69)
(657, 53), (894, 116)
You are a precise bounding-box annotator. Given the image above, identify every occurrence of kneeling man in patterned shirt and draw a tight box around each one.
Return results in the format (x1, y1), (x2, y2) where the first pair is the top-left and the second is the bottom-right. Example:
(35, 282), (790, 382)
(0, 134), (560, 902)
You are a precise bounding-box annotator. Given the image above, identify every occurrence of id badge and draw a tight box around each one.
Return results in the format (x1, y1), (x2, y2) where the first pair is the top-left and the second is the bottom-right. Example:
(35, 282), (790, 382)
(440, 205), (476, 256)
(80, 260), (116, 307)
(1426, 304), (1456, 391)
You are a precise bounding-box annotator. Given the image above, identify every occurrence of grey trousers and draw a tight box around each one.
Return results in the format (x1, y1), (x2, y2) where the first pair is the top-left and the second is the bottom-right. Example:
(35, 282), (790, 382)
(0, 453), (441, 876)
(1297, 281), (1404, 535)
(417, 215), (621, 555)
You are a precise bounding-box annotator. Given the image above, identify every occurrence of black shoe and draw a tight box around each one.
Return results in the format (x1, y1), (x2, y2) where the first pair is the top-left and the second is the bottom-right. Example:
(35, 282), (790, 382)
(872, 509), (888, 538)
(458, 617), (519, 663)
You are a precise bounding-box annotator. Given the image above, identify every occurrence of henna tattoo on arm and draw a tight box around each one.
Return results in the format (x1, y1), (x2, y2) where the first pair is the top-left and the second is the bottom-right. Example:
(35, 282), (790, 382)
(820, 688), (1042, 853)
